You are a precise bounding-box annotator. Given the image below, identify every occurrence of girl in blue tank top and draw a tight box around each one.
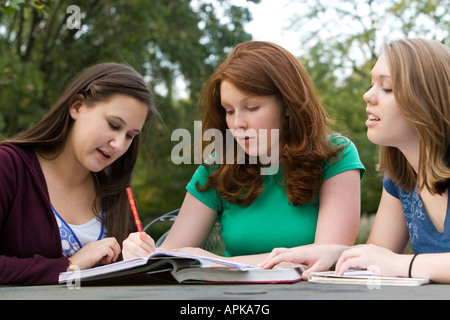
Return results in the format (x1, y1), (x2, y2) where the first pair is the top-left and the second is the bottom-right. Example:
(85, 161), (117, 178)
(261, 38), (450, 283)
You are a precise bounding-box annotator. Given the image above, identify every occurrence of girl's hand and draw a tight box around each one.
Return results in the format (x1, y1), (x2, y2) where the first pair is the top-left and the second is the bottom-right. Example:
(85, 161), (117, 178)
(69, 237), (121, 270)
(122, 232), (156, 260)
(334, 244), (411, 277)
(259, 244), (349, 280)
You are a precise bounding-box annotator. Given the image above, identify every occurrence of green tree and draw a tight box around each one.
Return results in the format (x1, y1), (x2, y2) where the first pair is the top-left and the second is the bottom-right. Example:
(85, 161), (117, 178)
(0, 0), (260, 221)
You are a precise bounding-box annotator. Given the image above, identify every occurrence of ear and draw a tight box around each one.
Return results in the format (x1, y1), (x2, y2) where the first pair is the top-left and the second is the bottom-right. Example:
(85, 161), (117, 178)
(69, 95), (85, 120)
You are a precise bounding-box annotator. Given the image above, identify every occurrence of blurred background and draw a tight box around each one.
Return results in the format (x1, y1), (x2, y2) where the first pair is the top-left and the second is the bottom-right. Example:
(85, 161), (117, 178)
(1, 0), (449, 236)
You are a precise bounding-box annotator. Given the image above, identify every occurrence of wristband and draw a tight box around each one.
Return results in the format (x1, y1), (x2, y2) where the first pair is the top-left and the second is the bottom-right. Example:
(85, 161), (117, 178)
(408, 254), (419, 278)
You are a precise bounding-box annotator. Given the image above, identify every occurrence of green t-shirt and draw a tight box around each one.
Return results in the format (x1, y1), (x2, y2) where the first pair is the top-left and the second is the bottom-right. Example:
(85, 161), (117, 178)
(186, 136), (365, 257)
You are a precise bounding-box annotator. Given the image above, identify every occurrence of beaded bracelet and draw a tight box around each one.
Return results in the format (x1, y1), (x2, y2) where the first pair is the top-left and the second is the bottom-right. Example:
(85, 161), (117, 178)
(408, 254), (419, 278)
(68, 258), (76, 271)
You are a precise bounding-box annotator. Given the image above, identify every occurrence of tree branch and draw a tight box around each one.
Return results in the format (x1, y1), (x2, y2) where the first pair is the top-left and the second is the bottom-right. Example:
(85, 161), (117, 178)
(22, 9), (41, 62)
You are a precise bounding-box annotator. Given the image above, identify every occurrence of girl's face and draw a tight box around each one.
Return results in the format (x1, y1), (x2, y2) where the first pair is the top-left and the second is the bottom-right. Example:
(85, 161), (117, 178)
(220, 80), (285, 159)
(363, 53), (419, 151)
(69, 94), (148, 173)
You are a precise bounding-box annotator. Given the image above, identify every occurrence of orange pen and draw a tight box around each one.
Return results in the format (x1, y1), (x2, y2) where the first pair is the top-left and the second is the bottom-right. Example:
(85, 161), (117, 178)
(126, 187), (143, 233)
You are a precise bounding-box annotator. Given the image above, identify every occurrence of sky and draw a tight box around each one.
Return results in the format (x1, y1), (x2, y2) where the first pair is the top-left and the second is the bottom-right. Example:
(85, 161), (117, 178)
(175, 0), (305, 98)
(173, 0), (306, 98)
(239, 0), (307, 56)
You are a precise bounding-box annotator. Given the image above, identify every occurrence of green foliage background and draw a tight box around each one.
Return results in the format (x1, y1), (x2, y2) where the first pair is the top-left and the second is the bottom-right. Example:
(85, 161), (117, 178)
(1, 0), (448, 226)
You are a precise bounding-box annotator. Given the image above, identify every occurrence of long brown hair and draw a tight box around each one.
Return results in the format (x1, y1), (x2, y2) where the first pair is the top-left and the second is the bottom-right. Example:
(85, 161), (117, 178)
(197, 41), (344, 206)
(3, 62), (158, 244)
(379, 38), (450, 194)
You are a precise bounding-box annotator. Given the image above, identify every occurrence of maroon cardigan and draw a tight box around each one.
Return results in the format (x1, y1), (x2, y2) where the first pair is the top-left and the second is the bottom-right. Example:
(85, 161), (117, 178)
(0, 143), (71, 285)
(0, 143), (141, 285)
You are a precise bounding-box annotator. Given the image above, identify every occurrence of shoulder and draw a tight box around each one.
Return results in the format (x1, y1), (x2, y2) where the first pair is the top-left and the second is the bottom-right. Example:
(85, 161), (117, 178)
(0, 143), (39, 170)
(383, 175), (401, 199)
(327, 134), (361, 163)
(0, 144), (23, 208)
(328, 134), (355, 152)
(0, 143), (23, 167)
(323, 135), (365, 180)
(0, 142), (33, 158)
(189, 164), (218, 184)
(0, 143), (42, 184)
(186, 165), (221, 211)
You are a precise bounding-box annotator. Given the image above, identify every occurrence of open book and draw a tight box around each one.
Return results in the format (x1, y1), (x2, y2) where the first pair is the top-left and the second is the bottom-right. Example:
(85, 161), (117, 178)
(307, 270), (429, 287)
(59, 251), (304, 285)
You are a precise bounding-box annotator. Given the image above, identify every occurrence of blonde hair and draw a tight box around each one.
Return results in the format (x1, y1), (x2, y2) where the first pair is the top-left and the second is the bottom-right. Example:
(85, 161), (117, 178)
(379, 38), (450, 194)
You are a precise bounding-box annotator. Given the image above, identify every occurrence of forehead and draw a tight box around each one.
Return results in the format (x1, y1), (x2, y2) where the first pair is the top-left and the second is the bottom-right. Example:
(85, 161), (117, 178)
(97, 95), (148, 126)
(220, 80), (265, 102)
(371, 53), (391, 78)
(220, 80), (243, 94)
(220, 81), (250, 102)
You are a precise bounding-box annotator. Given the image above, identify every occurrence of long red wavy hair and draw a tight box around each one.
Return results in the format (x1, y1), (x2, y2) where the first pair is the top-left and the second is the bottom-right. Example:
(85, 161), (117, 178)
(197, 41), (344, 206)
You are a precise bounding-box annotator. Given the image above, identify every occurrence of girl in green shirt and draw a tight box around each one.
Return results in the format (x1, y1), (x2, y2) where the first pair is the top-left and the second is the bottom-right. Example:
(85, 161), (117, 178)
(123, 41), (365, 265)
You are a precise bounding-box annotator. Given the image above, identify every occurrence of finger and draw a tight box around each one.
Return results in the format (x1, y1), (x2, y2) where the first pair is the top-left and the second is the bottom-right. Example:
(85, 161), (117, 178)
(261, 251), (296, 269)
(122, 241), (148, 260)
(110, 238), (122, 260)
(132, 241), (153, 258)
(98, 247), (116, 265)
(302, 262), (325, 280)
(127, 232), (155, 255)
(335, 256), (366, 276)
(260, 256), (282, 269)
(111, 243), (121, 262)
(334, 255), (347, 275)
(334, 247), (362, 273)
(105, 247), (116, 264)
(139, 232), (156, 250)
(99, 238), (121, 262)
(259, 248), (287, 268)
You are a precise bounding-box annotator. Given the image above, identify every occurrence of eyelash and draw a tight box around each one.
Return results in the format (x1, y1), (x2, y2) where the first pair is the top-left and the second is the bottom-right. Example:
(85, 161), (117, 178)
(368, 85), (393, 93)
(108, 122), (120, 130)
(224, 106), (259, 115)
(108, 122), (133, 139)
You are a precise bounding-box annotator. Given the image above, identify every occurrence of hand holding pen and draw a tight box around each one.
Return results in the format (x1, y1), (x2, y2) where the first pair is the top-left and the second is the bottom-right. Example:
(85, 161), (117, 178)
(123, 187), (156, 260)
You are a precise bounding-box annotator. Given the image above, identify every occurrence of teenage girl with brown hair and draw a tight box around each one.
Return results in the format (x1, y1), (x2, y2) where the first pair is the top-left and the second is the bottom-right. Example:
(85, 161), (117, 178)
(0, 62), (158, 284)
